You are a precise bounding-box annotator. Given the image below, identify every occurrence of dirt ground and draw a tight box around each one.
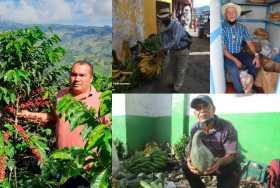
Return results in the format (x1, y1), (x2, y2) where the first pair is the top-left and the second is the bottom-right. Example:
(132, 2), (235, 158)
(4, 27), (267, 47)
(127, 37), (210, 93)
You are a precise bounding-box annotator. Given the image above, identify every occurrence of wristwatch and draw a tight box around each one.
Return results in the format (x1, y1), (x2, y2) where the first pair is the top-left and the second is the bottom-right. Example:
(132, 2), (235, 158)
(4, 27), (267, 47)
(254, 53), (259, 57)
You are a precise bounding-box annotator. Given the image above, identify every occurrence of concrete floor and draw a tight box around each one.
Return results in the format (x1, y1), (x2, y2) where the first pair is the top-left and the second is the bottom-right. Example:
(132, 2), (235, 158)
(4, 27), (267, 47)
(127, 37), (210, 93)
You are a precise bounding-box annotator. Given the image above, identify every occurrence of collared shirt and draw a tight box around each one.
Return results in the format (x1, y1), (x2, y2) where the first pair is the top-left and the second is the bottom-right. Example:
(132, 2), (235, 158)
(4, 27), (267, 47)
(55, 87), (101, 149)
(186, 115), (238, 158)
(222, 21), (251, 54)
(161, 19), (189, 50)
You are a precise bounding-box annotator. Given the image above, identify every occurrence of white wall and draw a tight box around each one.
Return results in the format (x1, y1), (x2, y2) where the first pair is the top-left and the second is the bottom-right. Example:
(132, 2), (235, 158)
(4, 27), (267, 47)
(125, 94), (172, 117)
(239, 4), (267, 33)
(268, 24), (280, 50)
(241, 5), (267, 20)
(242, 22), (266, 34)
(189, 94), (280, 114)
(112, 94), (126, 116)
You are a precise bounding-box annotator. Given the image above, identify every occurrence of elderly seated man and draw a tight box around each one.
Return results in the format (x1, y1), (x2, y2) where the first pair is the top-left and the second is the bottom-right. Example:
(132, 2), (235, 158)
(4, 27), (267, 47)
(222, 3), (260, 93)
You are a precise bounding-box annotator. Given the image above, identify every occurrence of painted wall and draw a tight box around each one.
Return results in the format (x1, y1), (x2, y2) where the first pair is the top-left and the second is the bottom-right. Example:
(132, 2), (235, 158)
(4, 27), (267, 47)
(113, 94), (175, 152)
(113, 0), (172, 60)
(112, 0), (145, 60)
(113, 94), (189, 151)
(239, 5), (267, 33)
(268, 0), (280, 50)
(211, 0), (226, 93)
(189, 94), (280, 164)
(112, 94), (127, 150)
(143, 0), (158, 38)
(126, 94), (172, 116)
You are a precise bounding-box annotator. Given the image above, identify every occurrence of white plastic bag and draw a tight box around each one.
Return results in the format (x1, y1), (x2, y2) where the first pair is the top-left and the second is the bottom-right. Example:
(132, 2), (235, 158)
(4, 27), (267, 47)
(240, 70), (254, 94)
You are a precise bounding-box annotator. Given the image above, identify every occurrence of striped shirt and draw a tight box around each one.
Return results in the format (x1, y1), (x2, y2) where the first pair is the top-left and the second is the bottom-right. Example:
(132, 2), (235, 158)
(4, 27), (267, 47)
(186, 115), (239, 158)
(161, 19), (189, 50)
(222, 22), (251, 54)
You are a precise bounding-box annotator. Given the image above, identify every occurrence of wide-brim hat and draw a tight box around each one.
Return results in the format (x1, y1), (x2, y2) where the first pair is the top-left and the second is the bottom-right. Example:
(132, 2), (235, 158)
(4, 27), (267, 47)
(222, 3), (241, 17)
(157, 8), (171, 19)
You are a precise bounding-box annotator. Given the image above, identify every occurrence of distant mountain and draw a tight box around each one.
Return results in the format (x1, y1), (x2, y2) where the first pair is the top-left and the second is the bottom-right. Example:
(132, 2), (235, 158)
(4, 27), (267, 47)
(0, 21), (112, 77)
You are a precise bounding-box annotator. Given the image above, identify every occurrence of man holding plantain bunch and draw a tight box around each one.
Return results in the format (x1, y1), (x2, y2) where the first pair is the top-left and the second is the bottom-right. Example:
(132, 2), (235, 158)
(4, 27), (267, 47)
(157, 8), (191, 92)
(183, 95), (240, 188)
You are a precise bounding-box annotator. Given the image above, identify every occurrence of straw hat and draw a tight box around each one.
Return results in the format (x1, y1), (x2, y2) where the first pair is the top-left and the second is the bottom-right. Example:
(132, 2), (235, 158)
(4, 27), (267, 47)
(222, 3), (241, 16)
(157, 8), (171, 19)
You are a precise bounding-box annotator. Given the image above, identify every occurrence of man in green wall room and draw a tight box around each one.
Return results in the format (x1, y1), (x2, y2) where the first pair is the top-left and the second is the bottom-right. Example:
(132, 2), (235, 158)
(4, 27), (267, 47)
(183, 95), (240, 188)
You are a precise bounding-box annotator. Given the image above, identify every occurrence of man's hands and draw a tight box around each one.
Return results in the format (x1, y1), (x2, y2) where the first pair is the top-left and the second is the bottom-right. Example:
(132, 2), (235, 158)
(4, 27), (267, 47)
(16, 110), (54, 124)
(204, 158), (222, 175)
(252, 55), (261, 68)
(187, 157), (201, 175)
(83, 156), (94, 171)
(234, 59), (243, 69)
(187, 157), (222, 175)
(17, 110), (30, 118)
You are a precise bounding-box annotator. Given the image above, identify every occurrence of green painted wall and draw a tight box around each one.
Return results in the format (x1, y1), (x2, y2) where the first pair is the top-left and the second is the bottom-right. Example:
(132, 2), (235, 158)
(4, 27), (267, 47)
(126, 116), (156, 151)
(188, 112), (280, 164)
(113, 116), (172, 152)
(112, 94), (189, 152)
(112, 115), (127, 150)
(154, 117), (172, 144)
(171, 94), (185, 145)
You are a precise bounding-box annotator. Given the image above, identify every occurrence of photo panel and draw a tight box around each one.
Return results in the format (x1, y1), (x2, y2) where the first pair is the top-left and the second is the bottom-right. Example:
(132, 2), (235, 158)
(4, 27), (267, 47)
(112, 93), (280, 187)
(0, 0), (112, 187)
(113, 0), (210, 93)
(211, 0), (280, 93)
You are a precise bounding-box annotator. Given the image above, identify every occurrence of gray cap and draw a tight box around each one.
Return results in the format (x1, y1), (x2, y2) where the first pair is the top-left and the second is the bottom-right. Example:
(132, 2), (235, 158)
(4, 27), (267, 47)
(191, 95), (214, 109)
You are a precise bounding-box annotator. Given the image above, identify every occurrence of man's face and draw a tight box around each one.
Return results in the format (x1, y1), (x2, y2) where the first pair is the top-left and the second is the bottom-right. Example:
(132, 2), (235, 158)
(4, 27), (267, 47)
(194, 103), (215, 123)
(161, 16), (171, 26)
(225, 7), (237, 23)
(70, 64), (93, 94)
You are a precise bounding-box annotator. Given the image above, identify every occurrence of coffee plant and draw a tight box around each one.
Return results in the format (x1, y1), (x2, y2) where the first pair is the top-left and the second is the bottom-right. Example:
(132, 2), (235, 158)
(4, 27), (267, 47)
(0, 27), (112, 187)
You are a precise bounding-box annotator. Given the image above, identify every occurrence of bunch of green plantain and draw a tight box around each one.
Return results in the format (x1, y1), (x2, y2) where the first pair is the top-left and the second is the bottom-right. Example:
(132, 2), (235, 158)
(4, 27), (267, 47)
(124, 147), (168, 174)
(141, 34), (162, 54)
(140, 180), (163, 188)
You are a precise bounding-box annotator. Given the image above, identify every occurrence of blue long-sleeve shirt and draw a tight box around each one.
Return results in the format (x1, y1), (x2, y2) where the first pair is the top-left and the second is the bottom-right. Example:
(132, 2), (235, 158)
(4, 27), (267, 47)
(161, 19), (189, 50)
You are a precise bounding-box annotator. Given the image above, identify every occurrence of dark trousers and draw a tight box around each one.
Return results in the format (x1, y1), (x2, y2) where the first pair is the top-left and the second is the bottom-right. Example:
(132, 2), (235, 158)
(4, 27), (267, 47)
(182, 160), (241, 188)
(224, 51), (257, 93)
(61, 176), (90, 188)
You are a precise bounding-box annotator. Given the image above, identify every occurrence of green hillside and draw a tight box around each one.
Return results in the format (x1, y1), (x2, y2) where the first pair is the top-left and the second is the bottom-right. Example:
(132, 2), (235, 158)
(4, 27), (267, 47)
(0, 22), (112, 77)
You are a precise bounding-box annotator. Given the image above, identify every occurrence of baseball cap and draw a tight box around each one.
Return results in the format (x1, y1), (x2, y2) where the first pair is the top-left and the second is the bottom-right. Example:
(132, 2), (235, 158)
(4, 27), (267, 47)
(191, 95), (214, 109)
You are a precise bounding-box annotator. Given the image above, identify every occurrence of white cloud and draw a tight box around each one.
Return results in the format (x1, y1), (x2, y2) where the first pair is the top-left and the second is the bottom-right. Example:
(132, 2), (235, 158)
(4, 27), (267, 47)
(0, 0), (112, 26)
(0, 0), (40, 23)
(73, 0), (112, 24)
(37, 0), (73, 22)
(193, 0), (209, 7)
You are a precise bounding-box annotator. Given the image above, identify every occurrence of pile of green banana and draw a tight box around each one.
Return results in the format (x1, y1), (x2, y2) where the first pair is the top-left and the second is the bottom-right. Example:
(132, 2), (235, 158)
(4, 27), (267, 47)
(124, 147), (168, 174)
(140, 180), (163, 188)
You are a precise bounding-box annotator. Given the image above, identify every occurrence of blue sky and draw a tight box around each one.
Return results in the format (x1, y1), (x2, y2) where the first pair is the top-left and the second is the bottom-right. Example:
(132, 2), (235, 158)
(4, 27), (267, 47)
(0, 0), (112, 26)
